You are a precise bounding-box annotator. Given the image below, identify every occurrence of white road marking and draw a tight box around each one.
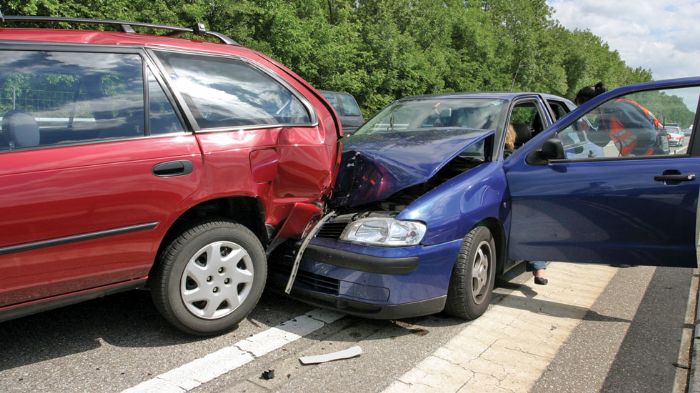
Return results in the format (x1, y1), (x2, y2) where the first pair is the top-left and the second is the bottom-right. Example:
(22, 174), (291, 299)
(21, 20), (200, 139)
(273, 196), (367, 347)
(122, 309), (344, 393)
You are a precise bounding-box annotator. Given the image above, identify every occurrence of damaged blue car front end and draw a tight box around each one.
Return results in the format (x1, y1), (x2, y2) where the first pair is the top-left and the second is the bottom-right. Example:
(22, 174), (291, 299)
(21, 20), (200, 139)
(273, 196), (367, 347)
(270, 95), (516, 318)
(299, 132), (507, 317)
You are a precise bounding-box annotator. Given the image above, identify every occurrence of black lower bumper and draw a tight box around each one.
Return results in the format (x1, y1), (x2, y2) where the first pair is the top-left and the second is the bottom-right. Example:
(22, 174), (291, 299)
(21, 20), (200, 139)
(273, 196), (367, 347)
(289, 285), (446, 320)
(304, 244), (419, 274)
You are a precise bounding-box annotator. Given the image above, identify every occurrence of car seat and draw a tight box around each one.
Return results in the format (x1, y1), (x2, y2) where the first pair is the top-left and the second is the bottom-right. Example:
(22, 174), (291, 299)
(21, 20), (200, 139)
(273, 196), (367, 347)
(513, 123), (532, 148)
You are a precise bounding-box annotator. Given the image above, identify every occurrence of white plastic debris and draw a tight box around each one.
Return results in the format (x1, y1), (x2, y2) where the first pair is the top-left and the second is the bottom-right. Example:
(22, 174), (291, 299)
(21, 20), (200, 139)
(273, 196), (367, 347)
(299, 346), (363, 365)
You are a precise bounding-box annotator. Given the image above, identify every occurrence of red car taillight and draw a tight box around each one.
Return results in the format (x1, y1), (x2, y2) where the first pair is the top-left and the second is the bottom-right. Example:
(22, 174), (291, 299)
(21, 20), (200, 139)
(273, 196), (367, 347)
(336, 141), (343, 166)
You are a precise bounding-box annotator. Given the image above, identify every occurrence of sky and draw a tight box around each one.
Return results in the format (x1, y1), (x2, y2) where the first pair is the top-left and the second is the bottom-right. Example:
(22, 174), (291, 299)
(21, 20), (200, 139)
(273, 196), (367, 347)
(547, 0), (700, 81)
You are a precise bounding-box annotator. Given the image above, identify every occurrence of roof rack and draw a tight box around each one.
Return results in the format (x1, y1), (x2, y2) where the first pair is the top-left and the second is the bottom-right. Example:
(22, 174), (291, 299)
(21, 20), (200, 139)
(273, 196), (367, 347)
(0, 14), (239, 46)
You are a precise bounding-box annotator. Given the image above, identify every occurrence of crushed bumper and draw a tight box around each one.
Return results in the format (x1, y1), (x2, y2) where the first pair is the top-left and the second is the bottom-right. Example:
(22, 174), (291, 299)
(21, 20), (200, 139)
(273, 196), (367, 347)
(303, 244), (419, 274)
(271, 237), (463, 319)
(289, 285), (446, 319)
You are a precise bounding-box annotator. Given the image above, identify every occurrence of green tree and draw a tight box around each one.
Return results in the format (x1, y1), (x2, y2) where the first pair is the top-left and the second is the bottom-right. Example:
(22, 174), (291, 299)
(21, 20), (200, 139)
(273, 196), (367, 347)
(0, 0), (654, 116)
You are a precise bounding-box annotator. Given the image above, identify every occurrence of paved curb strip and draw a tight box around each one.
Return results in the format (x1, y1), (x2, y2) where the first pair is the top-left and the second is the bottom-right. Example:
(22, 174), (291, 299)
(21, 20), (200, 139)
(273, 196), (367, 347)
(382, 263), (618, 393)
(690, 268), (700, 393)
(121, 309), (344, 393)
(671, 267), (698, 393)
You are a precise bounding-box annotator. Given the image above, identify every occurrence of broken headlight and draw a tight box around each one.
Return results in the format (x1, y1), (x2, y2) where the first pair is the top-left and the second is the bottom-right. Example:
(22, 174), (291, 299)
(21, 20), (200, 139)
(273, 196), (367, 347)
(339, 217), (426, 246)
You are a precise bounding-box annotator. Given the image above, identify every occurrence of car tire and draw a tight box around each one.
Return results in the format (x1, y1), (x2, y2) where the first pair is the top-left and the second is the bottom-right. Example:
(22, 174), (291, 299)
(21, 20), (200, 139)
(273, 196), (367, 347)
(444, 226), (496, 320)
(151, 220), (266, 336)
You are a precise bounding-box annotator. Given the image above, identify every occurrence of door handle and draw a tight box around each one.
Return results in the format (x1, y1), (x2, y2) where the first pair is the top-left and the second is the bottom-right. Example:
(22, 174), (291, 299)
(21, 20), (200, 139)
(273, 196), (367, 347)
(654, 173), (696, 182)
(153, 160), (193, 177)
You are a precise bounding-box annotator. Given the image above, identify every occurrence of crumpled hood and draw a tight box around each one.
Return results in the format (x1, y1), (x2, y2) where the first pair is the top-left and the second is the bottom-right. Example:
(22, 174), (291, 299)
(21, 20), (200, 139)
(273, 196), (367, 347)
(332, 129), (494, 208)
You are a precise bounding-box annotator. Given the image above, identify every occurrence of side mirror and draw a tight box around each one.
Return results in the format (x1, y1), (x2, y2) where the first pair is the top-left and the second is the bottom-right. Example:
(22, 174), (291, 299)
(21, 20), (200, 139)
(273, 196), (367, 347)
(527, 138), (566, 164)
(541, 138), (566, 160)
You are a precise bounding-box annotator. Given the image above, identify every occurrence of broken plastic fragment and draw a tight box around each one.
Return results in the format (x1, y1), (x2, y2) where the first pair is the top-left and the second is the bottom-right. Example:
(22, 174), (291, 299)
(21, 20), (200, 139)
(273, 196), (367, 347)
(299, 346), (362, 365)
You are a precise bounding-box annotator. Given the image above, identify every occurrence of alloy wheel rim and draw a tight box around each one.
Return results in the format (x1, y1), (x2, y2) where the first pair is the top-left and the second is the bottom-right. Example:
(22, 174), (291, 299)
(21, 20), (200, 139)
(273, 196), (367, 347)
(470, 241), (492, 305)
(180, 241), (254, 320)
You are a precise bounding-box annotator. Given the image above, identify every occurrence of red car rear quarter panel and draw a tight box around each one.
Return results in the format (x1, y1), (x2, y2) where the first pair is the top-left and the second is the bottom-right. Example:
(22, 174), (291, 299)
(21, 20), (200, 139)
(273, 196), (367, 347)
(195, 125), (335, 228)
(191, 52), (339, 231)
(255, 53), (342, 190)
(275, 126), (335, 196)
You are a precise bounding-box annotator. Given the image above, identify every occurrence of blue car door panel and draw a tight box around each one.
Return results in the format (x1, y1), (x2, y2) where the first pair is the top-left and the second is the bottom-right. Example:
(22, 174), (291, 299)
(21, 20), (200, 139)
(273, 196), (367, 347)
(506, 157), (699, 267)
(505, 79), (700, 268)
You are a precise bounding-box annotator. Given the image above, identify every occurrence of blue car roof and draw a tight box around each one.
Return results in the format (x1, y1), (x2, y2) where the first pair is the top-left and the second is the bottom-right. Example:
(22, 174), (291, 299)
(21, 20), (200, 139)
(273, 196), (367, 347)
(398, 77), (700, 105)
(396, 92), (565, 102)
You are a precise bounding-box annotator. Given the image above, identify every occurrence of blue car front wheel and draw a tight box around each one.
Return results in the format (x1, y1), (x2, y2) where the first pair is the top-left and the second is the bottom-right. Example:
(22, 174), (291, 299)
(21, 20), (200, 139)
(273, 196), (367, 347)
(444, 226), (496, 320)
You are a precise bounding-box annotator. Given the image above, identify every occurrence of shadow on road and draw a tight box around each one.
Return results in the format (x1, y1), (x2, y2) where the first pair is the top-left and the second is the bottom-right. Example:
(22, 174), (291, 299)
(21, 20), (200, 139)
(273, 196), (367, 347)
(528, 266), (694, 393)
(494, 282), (631, 323)
(599, 267), (692, 393)
(497, 281), (540, 298)
(0, 289), (308, 372)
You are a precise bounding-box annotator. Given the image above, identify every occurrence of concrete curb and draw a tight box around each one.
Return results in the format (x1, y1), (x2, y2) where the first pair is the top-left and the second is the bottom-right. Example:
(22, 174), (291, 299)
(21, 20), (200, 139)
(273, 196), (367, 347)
(689, 269), (700, 393)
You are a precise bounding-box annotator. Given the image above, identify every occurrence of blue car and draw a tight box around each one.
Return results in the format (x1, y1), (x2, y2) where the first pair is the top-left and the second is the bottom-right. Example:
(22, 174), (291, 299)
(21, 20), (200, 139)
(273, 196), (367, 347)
(277, 80), (699, 320)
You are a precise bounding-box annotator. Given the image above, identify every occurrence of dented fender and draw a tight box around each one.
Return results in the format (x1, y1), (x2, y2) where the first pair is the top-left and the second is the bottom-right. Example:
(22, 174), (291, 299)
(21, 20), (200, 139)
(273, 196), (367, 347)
(398, 162), (507, 245)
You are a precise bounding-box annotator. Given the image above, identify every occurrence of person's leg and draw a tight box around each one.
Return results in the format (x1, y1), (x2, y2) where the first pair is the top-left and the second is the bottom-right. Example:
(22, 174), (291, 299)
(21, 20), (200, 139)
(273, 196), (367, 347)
(528, 260), (546, 271)
(527, 261), (548, 285)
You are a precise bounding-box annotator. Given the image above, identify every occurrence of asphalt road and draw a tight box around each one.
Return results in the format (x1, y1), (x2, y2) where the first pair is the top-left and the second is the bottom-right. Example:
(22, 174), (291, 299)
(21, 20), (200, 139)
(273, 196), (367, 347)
(534, 266), (696, 393)
(0, 263), (695, 393)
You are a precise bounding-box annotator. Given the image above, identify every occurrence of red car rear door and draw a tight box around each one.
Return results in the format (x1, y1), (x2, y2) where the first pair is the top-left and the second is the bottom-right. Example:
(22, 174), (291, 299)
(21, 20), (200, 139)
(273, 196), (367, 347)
(0, 47), (201, 307)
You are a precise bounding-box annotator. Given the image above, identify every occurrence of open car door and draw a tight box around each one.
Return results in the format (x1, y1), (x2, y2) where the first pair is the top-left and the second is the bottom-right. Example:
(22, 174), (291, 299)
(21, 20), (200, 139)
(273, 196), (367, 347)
(504, 78), (700, 268)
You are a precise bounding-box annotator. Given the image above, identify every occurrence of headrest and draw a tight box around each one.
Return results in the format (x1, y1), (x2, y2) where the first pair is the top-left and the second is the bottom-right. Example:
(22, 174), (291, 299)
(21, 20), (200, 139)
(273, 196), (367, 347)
(2, 111), (40, 148)
(512, 123), (532, 147)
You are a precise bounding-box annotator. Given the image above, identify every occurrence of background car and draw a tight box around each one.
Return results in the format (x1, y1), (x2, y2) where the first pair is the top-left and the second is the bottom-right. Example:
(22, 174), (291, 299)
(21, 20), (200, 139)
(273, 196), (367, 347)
(320, 90), (365, 135)
(0, 16), (341, 335)
(664, 125), (685, 146)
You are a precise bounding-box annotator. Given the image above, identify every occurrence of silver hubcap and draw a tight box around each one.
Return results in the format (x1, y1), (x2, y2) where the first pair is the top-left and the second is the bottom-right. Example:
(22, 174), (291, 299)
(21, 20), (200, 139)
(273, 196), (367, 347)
(471, 241), (492, 304)
(180, 241), (254, 320)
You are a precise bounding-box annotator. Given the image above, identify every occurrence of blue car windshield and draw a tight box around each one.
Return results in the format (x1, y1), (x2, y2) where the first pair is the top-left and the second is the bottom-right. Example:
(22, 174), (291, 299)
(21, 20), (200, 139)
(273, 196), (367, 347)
(354, 98), (506, 136)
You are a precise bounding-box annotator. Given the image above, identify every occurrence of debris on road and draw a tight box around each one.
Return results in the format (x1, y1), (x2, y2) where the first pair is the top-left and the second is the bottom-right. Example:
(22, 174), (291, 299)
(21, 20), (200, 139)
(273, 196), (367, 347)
(260, 369), (275, 380)
(393, 320), (430, 336)
(299, 346), (363, 365)
(409, 328), (429, 336)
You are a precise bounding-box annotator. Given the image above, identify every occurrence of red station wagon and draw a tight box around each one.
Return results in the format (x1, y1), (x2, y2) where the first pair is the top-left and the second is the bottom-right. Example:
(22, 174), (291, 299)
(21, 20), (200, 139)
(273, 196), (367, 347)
(0, 16), (341, 335)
